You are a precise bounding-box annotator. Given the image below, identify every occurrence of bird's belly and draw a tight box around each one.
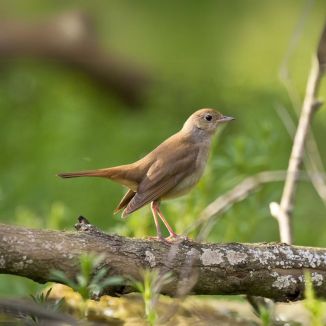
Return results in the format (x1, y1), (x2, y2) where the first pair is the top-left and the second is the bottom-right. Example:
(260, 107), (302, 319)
(162, 175), (201, 199)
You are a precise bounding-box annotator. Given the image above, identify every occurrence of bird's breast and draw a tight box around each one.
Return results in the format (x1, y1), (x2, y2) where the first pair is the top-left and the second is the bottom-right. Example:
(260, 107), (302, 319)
(162, 144), (210, 199)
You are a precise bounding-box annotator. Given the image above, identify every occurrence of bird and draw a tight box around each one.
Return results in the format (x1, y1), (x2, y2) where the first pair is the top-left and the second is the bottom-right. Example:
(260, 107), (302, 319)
(58, 108), (234, 241)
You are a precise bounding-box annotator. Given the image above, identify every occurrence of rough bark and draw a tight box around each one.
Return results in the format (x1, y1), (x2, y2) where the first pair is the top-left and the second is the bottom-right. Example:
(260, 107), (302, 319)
(1, 217), (326, 302)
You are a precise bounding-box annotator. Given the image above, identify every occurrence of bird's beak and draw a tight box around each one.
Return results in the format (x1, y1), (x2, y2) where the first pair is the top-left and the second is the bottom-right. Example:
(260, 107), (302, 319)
(219, 115), (235, 123)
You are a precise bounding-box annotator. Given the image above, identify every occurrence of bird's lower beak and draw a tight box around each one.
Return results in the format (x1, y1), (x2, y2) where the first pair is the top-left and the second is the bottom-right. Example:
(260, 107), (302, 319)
(219, 115), (235, 123)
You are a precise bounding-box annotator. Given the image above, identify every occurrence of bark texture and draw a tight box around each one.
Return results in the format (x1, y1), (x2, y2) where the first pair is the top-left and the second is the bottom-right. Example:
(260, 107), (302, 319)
(1, 217), (326, 302)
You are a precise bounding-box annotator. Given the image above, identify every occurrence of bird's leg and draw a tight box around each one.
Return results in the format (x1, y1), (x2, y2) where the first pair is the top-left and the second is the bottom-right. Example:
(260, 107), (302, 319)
(150, 201), (163, 240)
(155, 202), (179, 239)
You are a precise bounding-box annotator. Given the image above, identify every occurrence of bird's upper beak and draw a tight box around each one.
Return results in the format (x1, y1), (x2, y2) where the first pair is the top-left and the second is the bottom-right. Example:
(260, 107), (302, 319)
(219, 115), (235, 123)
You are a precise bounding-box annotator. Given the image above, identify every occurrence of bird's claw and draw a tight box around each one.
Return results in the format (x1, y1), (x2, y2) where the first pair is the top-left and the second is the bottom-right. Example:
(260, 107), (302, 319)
(147, 235), (170, 244)
(147, 234), (189, 244)
(166, 234), (189, 243)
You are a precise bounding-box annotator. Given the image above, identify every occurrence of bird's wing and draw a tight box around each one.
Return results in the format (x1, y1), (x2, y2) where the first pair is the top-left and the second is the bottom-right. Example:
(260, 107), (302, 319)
(122, 144), (198, 216)
(114, 189), (136, 214)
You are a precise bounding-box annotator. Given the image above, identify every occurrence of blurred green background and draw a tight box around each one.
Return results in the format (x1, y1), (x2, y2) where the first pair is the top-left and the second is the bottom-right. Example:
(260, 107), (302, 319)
(0, 0), (325, 296)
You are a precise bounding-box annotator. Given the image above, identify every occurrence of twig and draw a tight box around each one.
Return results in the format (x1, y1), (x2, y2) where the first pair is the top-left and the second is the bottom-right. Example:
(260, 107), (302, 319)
(275, 104), (326, 204)
(278, 7), (326, 209)
(254, 4), (316, 320)
(187, 170), (324, 241)
(272, 23), (325, 244)
(279, 0), (315, 110)
(185, 171), (287, 240)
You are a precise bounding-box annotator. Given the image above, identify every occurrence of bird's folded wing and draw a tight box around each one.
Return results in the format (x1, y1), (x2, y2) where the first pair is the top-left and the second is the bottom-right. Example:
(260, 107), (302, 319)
(122, 149), (198, 216)
(114, 189), (136, 214)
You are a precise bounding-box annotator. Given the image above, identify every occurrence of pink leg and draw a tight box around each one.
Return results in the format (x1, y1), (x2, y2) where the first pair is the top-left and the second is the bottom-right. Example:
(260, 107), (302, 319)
(150, 202), (163, 238)
(155, 202), (178, 238)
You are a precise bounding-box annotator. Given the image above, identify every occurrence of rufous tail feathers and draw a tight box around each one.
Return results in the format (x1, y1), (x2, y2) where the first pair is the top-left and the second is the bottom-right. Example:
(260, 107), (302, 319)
(57, 169), (112, 178)
(58, 165), (139, 192)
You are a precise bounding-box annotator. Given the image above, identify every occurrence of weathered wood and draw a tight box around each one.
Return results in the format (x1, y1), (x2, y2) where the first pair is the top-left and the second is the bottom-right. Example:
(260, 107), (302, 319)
(1, 217), (326, 302)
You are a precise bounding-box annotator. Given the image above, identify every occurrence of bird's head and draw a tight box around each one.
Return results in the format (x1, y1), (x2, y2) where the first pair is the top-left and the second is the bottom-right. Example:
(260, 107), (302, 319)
(182, 108), (234, 136)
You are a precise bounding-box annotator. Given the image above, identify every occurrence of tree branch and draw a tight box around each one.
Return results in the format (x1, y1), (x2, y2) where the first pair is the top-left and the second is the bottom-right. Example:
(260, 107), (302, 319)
(1, 217), (326, 302)
(0, 11), (150, 105)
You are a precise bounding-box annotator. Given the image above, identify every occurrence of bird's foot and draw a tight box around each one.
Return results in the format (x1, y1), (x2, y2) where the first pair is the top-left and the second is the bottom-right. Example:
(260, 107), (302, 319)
(147, 234), (189, 244)
(165, 234), (189, 243)
(147, 235), (159, 240)
(147, 235), (169, 243)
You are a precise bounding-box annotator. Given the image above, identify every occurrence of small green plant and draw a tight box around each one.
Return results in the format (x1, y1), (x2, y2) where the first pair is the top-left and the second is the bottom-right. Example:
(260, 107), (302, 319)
(29, 287), (64, 324)
(247, 296), (274, 326)
(304, 272), (324, 326)
(51, 253), (123, 300)
(258, 306), (272, 326)
(130, 269), (172, 326)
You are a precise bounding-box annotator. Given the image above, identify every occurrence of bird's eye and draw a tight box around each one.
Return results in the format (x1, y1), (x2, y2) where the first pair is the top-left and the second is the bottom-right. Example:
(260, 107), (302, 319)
(204, 114), (212, 121)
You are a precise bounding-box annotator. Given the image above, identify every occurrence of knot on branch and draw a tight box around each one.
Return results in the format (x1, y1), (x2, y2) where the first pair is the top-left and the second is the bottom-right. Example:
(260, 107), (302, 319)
(74, 215), (101, 234)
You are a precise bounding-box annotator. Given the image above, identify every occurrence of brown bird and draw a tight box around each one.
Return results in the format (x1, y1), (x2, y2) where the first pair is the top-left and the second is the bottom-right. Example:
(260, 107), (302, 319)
(58, 108), (234, 241)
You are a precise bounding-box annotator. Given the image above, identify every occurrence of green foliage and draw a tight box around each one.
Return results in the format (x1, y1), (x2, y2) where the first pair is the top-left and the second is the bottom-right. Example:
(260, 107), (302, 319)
(129, 269), (172, 326)
(51, 253), (123, 301)
(247, 296), (275, 326)
(304, 272), (325, 326)
(14, 202), (68, 230)
(47, 202), (69, 230)
(31, 287), (58, 306)
(29, 287), (64, 324)
(258, 306), (273, 326)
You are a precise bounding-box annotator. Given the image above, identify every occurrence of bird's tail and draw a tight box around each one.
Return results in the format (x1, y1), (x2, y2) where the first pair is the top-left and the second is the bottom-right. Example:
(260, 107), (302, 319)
(57, 168), (112, 179)
(58, 164), (139, 190)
